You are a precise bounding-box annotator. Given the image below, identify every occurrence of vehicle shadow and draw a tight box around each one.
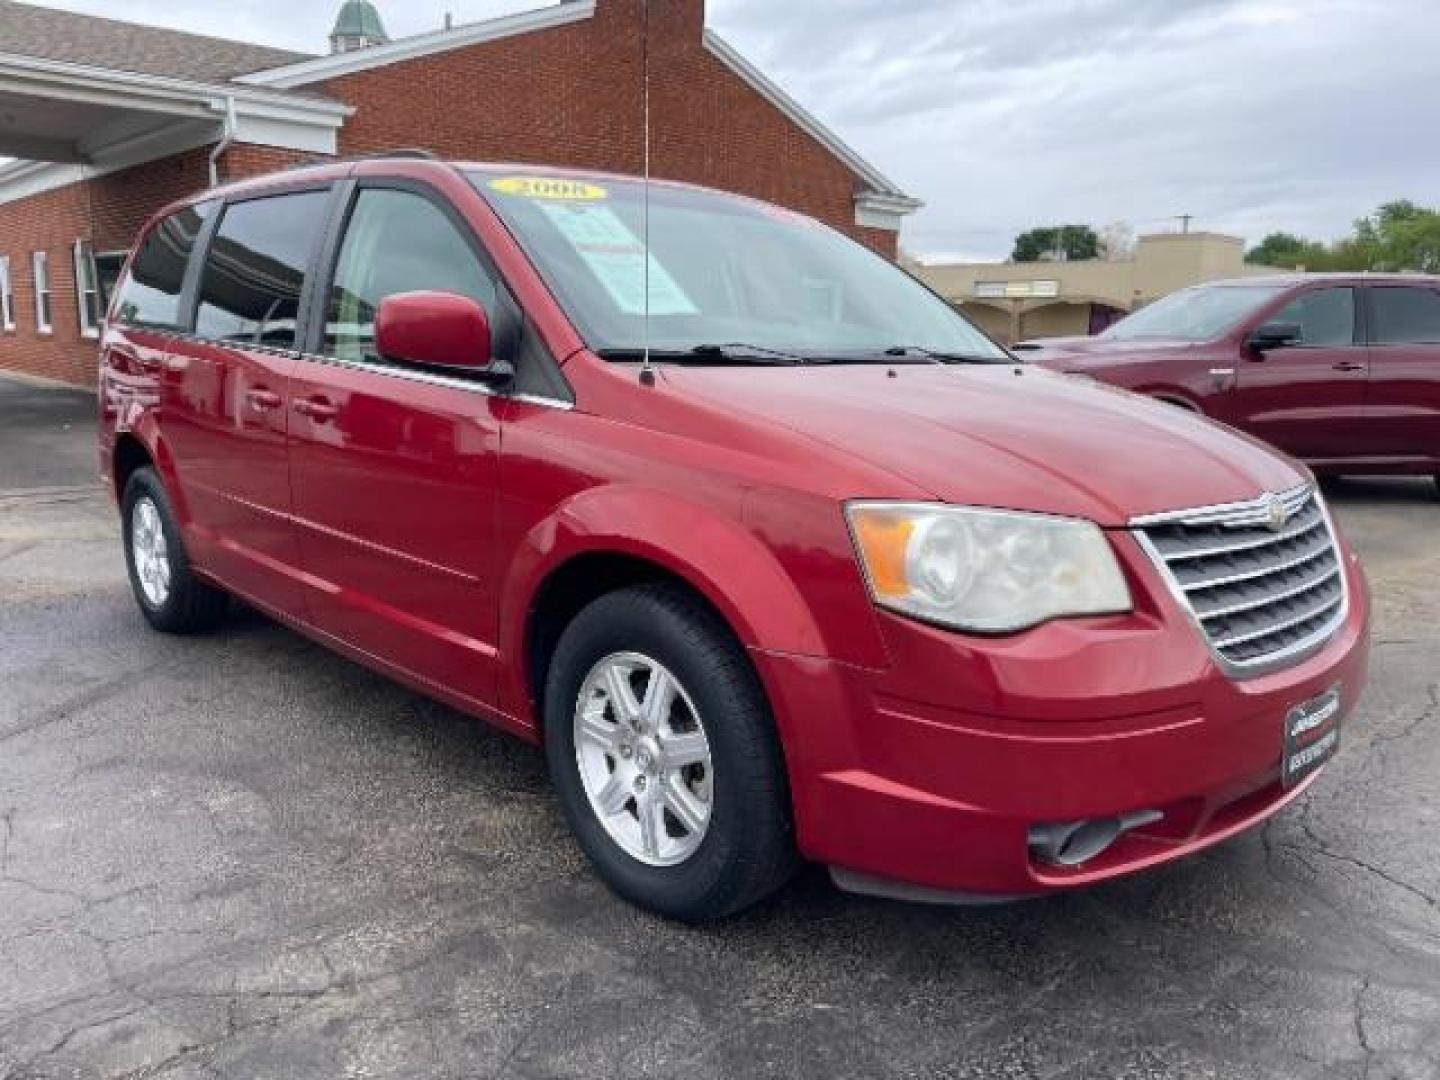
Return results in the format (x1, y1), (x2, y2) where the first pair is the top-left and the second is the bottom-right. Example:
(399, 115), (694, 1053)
(1319, 474), (1436, 505)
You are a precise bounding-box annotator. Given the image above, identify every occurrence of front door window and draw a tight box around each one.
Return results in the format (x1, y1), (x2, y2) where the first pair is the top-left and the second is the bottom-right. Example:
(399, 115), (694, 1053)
(325, 189), (497, 364)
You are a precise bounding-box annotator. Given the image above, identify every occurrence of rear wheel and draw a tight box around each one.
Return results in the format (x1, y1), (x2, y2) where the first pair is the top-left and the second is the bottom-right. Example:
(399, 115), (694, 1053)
(122, 468), (228, 634)
(544, 584), (796, 922)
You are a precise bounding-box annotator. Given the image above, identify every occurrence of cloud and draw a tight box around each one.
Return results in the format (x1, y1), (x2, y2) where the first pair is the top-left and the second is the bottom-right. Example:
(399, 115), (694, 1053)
(710, 0), (1440, 257)
(17, 0), (1440, 258)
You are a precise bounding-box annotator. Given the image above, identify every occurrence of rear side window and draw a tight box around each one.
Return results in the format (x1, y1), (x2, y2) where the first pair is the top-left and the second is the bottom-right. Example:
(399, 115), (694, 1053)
(325, 188), (498, 364)
(1270, 287), (1355, 347)
(113, 202), (215, 330)
(196, 190), (330, 348)
(1368, 286), (1440, 345)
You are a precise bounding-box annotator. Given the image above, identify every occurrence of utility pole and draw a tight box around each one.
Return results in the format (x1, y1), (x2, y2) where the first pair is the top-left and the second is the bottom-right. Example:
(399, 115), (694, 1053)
(1176, 214), (1193, 234)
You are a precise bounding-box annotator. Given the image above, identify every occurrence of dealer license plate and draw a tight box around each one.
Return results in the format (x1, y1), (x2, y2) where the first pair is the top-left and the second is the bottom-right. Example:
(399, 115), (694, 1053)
(1282, 685), (1342, 788)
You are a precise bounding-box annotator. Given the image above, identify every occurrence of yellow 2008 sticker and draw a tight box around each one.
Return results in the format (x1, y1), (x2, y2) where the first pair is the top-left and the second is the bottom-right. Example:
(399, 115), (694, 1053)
(490, 176), (608, 201)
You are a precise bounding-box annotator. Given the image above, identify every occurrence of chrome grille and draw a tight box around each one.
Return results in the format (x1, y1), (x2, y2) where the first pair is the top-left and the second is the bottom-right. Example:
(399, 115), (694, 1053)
(1133, 486), (1347, 674)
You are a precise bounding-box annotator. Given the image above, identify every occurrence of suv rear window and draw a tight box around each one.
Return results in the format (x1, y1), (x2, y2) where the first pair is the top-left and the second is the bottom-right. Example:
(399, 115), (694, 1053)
(112, 201), (215, 330)
(1368, 286), (1440, 345)
(196, 191), (330, 349)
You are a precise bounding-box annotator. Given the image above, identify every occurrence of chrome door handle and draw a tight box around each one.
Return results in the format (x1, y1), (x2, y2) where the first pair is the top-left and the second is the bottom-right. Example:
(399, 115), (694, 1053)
(246, 388), (283, 412)
(294, 397), (340, 422)
(1332, 361), (1366, 373)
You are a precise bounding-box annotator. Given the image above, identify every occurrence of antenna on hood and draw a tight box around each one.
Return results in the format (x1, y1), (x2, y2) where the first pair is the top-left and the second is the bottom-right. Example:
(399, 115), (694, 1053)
(638, 0), (657, 387)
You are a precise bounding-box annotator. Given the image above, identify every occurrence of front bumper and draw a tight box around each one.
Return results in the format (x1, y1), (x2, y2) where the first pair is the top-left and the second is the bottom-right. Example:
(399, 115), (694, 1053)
(753, 539), (1371, 898)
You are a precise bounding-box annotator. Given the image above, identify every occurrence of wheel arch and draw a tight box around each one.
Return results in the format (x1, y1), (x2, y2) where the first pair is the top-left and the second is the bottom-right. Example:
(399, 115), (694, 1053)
(111, 422), (190, 523)
(500, 486), (830, 731)
(1143, 388), (1205, 414)
(522, 550), (747, 733)
(112, 432), (155, 501)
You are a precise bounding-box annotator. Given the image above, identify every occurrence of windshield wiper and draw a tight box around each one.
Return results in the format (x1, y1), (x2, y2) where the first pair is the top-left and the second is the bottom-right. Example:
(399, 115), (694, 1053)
(883, 345), (1010, 365)
(692, 343), (816, 364)
(597, 344), (810, 366)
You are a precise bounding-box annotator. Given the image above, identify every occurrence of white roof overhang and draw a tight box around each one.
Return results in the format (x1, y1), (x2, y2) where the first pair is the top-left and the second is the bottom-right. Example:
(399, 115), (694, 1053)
(0, 52), (352, 202)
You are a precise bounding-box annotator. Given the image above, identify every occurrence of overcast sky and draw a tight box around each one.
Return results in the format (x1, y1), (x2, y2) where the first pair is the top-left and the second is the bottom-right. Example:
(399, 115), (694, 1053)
(26, 0), (1440, 259)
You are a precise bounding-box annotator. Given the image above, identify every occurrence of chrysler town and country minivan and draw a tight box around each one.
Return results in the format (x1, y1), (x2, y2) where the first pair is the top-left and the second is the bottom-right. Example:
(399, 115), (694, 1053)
(99, 158), (1371, 920)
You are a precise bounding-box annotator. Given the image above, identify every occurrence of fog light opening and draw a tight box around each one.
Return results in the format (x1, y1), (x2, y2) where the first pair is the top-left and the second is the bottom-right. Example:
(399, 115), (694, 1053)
(1028, 810), (1164, 868)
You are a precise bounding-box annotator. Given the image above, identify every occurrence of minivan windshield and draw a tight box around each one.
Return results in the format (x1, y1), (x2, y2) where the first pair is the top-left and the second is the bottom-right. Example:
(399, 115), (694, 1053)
(472, 171), (1008, 363)
(1101, 284), (1287, 342)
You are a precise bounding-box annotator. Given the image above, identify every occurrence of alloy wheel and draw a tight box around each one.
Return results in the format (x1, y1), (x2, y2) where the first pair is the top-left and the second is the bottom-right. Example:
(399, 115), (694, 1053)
(130, 497), (172, 608)
(573, 651), (714, 867)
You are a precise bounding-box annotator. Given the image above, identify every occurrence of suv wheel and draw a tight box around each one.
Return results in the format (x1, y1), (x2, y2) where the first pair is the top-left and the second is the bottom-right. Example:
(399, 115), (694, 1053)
(122, 468), (228, 634)
(544, 584), (796, 921)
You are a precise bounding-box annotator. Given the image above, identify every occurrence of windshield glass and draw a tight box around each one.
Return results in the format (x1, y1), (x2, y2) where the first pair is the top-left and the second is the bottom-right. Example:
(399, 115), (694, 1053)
(1102, 284), (1286, 342)
(471, 171), (1007, 362)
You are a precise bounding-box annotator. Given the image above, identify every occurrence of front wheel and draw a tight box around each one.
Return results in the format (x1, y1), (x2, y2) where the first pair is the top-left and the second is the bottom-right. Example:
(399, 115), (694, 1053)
(544, 585), (797, 922)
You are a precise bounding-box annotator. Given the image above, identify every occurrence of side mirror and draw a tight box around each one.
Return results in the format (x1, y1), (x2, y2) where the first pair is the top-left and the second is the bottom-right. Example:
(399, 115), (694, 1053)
(1248, 321), (1302, 351)
(375, 291), (504, 378)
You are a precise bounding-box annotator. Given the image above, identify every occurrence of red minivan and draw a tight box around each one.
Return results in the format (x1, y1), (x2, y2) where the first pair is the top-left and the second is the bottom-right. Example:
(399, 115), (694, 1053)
(1023, 274), (1440, 490)
(99, 158), (1371, 920)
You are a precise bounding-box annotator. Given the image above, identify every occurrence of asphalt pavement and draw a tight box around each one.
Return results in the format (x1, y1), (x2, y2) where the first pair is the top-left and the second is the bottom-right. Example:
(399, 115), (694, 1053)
(1, 372), (1437, 1079)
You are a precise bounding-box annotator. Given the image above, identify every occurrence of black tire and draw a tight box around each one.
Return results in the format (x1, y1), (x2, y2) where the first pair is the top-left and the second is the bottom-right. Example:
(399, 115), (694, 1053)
(544, 584), (797, 922)
(121, 467), (228, 634)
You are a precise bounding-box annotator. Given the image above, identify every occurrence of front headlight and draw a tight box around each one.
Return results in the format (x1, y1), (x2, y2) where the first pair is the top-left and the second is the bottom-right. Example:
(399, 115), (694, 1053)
(845, 502), (1132, 634)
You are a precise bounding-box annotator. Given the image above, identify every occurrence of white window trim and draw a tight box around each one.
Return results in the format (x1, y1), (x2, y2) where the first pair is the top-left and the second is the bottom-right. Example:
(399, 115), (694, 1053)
(0, 256), (14, 331)
(32, 250), (51, 334)
(73, 239), (101, 339)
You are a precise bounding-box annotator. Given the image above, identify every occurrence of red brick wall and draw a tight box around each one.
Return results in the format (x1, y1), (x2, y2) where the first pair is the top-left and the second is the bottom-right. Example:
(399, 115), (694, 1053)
(324, 0), (897, 254)
(0, 0), (901, 386)
(0, 180), (96, 386)
(219, 144), (319, 182)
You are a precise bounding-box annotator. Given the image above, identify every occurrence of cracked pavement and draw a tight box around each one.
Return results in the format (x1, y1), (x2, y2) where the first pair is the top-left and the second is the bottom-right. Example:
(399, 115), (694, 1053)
(1, 374), (1437, 1079)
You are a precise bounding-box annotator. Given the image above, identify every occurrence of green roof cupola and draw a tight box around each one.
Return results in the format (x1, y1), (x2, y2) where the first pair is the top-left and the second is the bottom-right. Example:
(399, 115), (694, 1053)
(330, 1), (390, 54)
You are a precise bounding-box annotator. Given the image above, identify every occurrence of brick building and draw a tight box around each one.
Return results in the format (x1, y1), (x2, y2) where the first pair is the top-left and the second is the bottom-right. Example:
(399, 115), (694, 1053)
(0, 0), (919, 386)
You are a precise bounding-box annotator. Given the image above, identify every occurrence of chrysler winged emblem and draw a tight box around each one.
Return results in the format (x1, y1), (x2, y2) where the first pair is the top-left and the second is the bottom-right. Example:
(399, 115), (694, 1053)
(1261, 492), (1289, 532)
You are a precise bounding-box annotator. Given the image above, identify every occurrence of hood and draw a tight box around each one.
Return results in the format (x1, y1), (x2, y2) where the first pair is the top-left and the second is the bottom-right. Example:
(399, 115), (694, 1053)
(1013, 334), (1095, 352)
(662, 364), (1305, 526)
(1023, 336), (1200, 368)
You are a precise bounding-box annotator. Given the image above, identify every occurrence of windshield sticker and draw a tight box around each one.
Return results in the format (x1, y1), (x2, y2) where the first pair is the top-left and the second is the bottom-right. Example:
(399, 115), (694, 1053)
(538, 202), (699, 316)
(490, 176), (608, 201)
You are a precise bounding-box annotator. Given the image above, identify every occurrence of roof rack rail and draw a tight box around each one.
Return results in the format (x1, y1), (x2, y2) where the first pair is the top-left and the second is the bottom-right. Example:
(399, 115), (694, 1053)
(284, 148), (441, 172)
(354, 148), (440, 161)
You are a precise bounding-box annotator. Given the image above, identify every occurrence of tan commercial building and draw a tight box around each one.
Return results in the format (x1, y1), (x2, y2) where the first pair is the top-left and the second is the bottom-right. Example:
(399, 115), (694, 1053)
(916, 232), (1276, 344)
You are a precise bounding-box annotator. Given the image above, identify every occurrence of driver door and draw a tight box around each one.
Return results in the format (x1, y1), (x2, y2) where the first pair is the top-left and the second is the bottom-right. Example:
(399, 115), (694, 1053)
(1230, 285), (1370, 461)
(287, 181), (508, 708)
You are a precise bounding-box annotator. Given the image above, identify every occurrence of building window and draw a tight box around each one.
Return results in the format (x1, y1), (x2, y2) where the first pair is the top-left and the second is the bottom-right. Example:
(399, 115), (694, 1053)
(33, 251), (52, 333)
(74, 240), (101, 338)
(0, 257), (14, 331)
(95, 251), (129, 313)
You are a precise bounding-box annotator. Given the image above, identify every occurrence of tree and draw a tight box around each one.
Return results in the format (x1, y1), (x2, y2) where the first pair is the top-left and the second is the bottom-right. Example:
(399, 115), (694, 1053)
(1246, 232), (1314, 267)
(1353, 200), (1440, 272)
(1011, 225), (1101, 263)
(1246, 201), (1440, 272)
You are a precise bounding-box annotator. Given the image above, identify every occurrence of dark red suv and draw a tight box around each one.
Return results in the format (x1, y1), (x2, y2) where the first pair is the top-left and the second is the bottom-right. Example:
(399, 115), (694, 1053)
(1024, 274), (1440, 490)
(99, 159), (1370, 920)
